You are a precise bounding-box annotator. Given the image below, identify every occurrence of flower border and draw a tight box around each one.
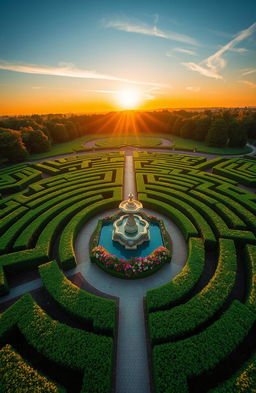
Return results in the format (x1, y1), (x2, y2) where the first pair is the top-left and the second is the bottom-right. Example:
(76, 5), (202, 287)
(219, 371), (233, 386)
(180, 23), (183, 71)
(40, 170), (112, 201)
(89, 213), (172, 279)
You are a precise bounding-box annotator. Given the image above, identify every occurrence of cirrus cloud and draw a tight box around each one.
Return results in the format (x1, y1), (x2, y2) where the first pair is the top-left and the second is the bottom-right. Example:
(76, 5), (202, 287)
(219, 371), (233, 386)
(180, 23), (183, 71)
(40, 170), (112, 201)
(0, 60), (167, 88)
(182, 22), (256, 79)
(102, 17), (199, 46)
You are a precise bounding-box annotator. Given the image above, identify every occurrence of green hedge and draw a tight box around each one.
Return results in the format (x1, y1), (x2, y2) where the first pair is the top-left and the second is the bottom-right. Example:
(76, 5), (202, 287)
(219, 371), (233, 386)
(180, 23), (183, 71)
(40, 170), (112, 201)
(139, 190), (216, 247)
(0, 249), (49, 295)
(209, 350), (256, 393)
(39, 261), (116, 336)
(217, 184), (256, 214)
(139, 193), (198, 241)
(59, 188), (122, 269)
(0, 165), (42, 194)
(139, 183), (255, 244)
(0, 206), (28, 237)
(13, 192), (103, 251)
(190, 188), (256, 233)
(244, 244), (256, 313)
(152, 300), (255, 393)
(213, 159), (256, 187)
(146, 237), (204, 312)
(0, 344), (66, 393)
(148, 239), (237, 343)
(194, 157), (228, 171)
(0, 294), (114, 393)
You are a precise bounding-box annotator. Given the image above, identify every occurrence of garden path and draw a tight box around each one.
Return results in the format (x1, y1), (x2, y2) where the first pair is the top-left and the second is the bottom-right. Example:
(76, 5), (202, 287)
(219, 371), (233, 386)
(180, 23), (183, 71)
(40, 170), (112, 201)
(73, 152), (187, 393)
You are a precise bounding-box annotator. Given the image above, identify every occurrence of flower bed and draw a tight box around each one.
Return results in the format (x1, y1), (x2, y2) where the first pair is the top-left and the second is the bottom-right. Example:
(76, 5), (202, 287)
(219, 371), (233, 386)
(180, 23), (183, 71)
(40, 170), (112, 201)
(91, 245), (171, 279)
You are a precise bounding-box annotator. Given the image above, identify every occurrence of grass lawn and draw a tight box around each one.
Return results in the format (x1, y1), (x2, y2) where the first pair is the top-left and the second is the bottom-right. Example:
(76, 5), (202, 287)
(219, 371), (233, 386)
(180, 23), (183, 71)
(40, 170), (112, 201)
(160, 135), (252, 155)
(8, 132), (253, 165)
(95, 136), (162, 148)
(28, 135), (96, 160)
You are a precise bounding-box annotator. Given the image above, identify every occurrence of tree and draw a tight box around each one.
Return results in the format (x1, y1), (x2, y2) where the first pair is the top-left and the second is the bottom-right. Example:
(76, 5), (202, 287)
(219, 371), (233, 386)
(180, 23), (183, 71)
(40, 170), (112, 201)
(205, 119), (229, 147)
(0, 128), (28, 162)
(46, 122), (69, 143)
(21, 128), (51, 153)
(228, 121), (247, 147)
(172, 117), (183, 136)
(180, 119), (197, 139)
(195, 117), (211, 141)
(65, 120), (79, 140)
(242, 117), (256, 139)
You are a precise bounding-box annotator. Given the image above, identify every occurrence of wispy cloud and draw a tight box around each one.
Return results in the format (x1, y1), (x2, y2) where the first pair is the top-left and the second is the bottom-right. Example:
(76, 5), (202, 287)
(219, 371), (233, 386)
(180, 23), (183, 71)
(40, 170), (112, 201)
(239, 80), (256, 88)
(228, 47), (248, 53)
(182, 22), (256, 79)
(167, 47), (196, 56)
(242, 68), (256, 76)
(0, 60), (167, 88)
(102, 18), (199, 46)
(86, 86), (165, 100)
(86, 89), (118, 95)
(182, 62), (222, 79)
(186, 86), (200, 92)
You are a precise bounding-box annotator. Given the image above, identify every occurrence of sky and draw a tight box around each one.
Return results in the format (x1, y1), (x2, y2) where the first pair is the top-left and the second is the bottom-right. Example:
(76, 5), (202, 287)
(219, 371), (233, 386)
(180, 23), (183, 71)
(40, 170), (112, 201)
(0, 0), (255, 115)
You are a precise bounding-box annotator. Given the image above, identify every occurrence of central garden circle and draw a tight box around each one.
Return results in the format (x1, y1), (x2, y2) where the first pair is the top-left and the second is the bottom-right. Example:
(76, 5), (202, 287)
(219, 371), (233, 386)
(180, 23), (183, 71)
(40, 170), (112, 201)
(90, 194), (172, 279)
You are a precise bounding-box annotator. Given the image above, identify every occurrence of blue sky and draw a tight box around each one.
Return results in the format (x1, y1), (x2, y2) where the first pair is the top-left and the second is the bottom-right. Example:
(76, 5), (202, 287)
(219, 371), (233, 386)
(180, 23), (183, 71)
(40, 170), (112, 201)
(0, 0), (255, 114)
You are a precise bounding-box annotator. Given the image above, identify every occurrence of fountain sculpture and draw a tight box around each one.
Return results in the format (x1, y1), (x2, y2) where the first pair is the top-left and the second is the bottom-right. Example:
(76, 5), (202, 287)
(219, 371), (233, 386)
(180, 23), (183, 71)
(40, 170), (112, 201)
(112, 193), (150, 249)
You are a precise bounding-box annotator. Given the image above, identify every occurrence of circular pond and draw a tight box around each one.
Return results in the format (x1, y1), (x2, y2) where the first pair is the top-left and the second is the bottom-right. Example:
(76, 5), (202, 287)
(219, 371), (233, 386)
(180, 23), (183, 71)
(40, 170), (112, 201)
(99, 220), (164, 260)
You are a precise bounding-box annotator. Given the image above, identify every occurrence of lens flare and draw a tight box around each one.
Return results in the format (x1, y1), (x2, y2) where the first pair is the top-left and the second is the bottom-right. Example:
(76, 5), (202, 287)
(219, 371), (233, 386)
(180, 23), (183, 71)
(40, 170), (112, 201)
(117, 88), (141, 109)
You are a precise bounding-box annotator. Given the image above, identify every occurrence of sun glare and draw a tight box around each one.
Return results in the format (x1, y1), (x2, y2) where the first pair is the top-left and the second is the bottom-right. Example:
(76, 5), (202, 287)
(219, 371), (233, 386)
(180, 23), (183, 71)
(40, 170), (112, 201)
(118, 88), (141, 109)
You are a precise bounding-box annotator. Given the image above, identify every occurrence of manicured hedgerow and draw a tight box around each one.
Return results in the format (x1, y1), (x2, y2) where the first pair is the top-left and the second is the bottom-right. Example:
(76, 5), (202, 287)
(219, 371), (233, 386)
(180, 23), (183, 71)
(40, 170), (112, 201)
(213, 158), (256, 187)
(39, 261), (116, 336)
(244, 244), (256, 313)
(0, 164), (42, 194)
(146, 237), (205, 312)
(152, 300), (255, 393)
(148, 239), (237, 343)
(209, 350), (256, 393)
(139, 193), (198, 241)
(0, 344), (66, 393)
(193, 157), (228, 171)
(134, 151), (256, 391)
(0, 153), (124, 295)
(0, 294), (114, 393)
(58, 188), (122, 270)
(0, 248), (49, 295)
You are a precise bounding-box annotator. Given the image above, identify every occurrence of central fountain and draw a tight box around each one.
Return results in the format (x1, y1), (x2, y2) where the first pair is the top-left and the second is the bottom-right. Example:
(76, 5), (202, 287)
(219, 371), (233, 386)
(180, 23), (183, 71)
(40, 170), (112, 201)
(112, 193), (150, 249)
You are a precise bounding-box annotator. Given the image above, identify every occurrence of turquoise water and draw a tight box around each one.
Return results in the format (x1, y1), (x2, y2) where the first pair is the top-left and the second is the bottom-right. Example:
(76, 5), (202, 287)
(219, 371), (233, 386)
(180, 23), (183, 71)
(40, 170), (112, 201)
(99, 222), (164, 260)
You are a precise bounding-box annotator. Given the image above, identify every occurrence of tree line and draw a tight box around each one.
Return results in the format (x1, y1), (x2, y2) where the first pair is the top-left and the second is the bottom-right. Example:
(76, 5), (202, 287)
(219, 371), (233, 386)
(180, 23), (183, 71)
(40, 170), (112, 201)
(0, 109), (255, 162)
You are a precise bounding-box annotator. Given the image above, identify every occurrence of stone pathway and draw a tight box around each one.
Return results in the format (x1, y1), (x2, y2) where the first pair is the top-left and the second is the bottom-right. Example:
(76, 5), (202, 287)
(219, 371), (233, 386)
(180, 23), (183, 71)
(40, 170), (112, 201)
(73, 152), (187, 393)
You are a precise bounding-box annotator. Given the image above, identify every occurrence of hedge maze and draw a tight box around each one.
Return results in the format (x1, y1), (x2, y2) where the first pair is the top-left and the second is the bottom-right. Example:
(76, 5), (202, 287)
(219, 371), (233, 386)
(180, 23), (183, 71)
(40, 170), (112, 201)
(0, 163), (42, 195)
(134, 151), (256, 392)
(0, 152), (123, 392)
(211, 157), (256, 187)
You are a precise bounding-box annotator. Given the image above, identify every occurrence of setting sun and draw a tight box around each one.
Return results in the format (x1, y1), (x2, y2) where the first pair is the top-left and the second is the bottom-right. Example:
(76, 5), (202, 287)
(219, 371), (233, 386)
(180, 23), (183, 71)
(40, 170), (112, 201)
(117, 88), (141, 109)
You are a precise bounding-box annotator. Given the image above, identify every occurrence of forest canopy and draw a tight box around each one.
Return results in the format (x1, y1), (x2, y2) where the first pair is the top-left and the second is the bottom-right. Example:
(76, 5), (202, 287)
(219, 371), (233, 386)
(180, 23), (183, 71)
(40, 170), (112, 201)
(0, 109), (255, 162)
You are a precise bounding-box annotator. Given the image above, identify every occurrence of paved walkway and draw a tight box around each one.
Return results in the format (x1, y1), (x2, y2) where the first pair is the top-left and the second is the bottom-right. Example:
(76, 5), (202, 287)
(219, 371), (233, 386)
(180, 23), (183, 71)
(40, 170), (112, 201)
(73, 153), (187, 393)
